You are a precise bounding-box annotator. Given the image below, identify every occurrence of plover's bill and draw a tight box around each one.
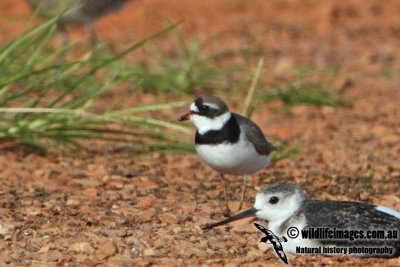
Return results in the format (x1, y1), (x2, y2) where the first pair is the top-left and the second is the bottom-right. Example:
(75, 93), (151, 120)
(179, 95), (276, 215)
(203, 183), (400, 258)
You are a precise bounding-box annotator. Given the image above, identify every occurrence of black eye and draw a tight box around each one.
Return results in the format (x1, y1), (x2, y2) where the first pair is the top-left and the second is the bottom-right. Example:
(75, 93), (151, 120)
(269, 196), (279, 204)
(200, 105), (209, 111)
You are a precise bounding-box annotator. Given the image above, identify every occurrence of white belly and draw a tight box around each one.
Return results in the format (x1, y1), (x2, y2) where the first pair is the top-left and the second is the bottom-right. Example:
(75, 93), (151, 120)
(195, 135), (271, 175)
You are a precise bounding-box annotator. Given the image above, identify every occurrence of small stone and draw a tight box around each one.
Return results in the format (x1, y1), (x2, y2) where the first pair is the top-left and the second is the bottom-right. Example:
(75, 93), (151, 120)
(143, 248), (156, 256)
(136, 209), (156, 223)
(370, 124), (387, 137)
(38, 243), (55, 254)
(159, 213), (179, 224)
(67, 242), (95, 254)
(126, 236), (141, 246)
(180, 202), (196, 214)
(0, 223), (14, 237)
(0, 250), (12, 263)
(26, 207), (42, 216)
(136, 197), (159, 208)
(257, 241), (272, 252)
(66, 198), (81, 206)
(30, 264), (48, 267)
(81, 188), (98, 198)
(246, 247), (264, 259)
(96, 241), (117, 260)
(74, 253), (89, 263)
(390, 172), (400, 178)
(58, 254), (72, 263)
(107, 179), (124, 189)
(41, 250), (61, 261)
(107, 255), (137, 266)
(102, 229), (127, 237)
(93, 164), (108, 179)
(382, 135), (400, 145)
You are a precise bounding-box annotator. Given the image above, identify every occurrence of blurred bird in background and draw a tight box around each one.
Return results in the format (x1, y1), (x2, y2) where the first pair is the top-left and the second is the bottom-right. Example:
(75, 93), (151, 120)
(26, 0), (132, 59)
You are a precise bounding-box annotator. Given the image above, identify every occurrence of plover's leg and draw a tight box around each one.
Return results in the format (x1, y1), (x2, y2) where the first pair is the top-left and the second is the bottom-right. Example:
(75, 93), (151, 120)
(237, 174), (248, 212)
(57, 23), (68, 64)
(220, 173), (231, 216)
(86, 20), (98, 58)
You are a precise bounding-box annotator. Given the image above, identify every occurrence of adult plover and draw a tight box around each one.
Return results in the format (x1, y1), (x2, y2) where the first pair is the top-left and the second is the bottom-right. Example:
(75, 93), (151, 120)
(179, 95), (276, 214)
(203, 183), (400, 258)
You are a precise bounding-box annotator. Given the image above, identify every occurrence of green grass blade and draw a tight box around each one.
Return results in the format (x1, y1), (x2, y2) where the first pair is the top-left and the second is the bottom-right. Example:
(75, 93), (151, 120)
(47, 21), (182, 108)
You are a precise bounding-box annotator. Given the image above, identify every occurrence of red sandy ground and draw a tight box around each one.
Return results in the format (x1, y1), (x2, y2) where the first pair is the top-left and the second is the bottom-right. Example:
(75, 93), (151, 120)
(0, 0), (399, 266)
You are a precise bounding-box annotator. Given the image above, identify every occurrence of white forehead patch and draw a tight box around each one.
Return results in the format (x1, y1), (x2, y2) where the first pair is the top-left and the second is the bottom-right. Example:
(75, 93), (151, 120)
(190, 112), (231, 135)
(203, 102), (220, 109)
(190, 102), (199, 113)
(375, 205), (400, 219)
(190, 102), (220, 113)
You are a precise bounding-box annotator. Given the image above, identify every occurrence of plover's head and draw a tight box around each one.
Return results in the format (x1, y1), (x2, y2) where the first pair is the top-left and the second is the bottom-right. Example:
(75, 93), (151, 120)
(253, 183), (305, 222)
(203, 183), (305, 230)
(179, 96), (231, 134)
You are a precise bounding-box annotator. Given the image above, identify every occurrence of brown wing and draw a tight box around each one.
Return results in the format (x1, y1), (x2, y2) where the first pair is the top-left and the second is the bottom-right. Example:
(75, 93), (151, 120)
(233, 113), (276, 155)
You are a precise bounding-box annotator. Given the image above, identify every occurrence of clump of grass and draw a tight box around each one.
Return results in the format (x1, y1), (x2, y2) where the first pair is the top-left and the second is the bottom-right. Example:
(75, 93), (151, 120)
(259, 66), (343, 108)
(0, 15), (193, 153)
(383, 67), (398, 80)
(125, 32), (246, 96)
(261, 82), (343, 107)
(269, 136), (302, 163)
(238, 59), (301, 162)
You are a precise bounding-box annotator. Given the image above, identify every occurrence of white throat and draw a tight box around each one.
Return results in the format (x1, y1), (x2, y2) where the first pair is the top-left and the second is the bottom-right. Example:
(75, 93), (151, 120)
(190, 112), (232, 135)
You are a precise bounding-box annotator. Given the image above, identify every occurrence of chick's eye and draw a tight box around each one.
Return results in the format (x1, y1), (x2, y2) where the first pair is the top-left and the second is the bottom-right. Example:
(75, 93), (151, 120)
(200, 105), (209, 111)
(269, 196), (279, 204)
